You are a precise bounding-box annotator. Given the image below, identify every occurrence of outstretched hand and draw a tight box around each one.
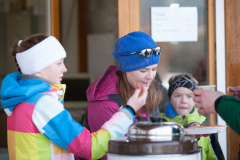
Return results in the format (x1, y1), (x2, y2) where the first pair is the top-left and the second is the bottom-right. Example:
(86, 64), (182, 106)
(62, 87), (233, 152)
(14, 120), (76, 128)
(126, 85), (148, 113)
(229, 86), (240, 99)
(193, 89), (225, 114)
(188, 133), (210, 139)
(187, 123), (210, 139)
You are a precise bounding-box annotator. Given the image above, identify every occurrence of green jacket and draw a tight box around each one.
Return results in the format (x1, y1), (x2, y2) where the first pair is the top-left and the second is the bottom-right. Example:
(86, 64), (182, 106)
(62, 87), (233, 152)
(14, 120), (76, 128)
(217, 96), (240, 135)
(161, 106), (225, 160)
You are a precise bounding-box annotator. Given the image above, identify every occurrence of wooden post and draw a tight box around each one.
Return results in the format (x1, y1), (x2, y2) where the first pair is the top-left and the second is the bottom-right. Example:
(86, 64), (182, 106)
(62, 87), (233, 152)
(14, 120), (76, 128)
(207, 0), (217, 126)
(129, 0), (140, 33)
(118, 0), (130, 38)
(78, 0), (87, 72)
(0, 112), (7, 147)
(50, 0), (60, 41)
(225, 0), (240, 159)
(118, 0), (139, 38)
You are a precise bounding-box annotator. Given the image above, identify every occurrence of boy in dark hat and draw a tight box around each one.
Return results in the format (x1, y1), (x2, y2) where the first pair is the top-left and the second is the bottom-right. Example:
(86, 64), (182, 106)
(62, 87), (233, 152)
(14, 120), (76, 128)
(161, 74), (225, 160)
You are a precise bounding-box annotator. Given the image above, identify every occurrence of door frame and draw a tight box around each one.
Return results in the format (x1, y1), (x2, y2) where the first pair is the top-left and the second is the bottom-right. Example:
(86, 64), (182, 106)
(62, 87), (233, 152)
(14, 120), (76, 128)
(215, 0), (227, 158)
(47, 0), (60, 41)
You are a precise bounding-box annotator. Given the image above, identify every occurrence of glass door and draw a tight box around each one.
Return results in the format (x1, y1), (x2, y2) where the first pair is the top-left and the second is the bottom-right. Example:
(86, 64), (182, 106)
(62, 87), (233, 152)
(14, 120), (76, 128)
(118, 0), (215, 123)
(139, 0), (208, 110)
(117, 0), (226, 157)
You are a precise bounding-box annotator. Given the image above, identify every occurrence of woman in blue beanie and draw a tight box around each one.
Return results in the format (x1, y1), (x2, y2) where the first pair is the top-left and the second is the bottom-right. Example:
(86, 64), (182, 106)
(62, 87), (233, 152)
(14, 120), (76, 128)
(82, 31), (162, 160)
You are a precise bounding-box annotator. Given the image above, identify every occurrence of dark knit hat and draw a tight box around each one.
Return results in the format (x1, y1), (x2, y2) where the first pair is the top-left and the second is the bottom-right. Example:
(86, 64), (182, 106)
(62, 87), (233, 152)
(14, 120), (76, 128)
(112, 31), (160, 72)
(168, 74), (198, 99)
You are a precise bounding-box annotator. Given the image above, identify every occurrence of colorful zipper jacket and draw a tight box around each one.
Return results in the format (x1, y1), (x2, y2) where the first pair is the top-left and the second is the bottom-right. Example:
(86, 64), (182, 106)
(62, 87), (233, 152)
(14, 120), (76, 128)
(0, 72), (135, 160)
(161, 102), (225, 160)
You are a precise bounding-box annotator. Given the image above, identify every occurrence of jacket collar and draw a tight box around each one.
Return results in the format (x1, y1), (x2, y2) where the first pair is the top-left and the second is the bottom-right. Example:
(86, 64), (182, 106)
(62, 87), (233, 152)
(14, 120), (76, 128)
(161, 102), (206, 125)
(165, 101), (194, 118)
(21, 74), (56, 84)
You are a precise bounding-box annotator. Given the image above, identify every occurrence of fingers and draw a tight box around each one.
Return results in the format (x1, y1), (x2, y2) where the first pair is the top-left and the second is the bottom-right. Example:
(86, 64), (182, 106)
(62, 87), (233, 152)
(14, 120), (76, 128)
(126, 85), (148, 112)
(188, 134), (209, 139)
(230, 87), (240, 99)
(194, 100), (202, 108)
(230, 86), (240, 92)
(140, 85), (148, 97)
(132, 86), (142, 98)
(230, 91), (240, 100)
(138, 85), (148, 105)
(193, 96), (201, 103)
(198, 108), (205, 114)
(193, 89), (204, 96)
(202, 134), (210, 137)
(188, 134), (201, 139)
(192, 122), (200, 127)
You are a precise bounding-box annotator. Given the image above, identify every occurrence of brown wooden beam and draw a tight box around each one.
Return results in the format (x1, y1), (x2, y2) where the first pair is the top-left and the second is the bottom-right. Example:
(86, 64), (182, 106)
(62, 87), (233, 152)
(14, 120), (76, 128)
(207, 0), (217, 126)
(118, 0), (130, 38)
(225, 0), (240, 159)
(118, 0), (140, 38)
(78, 0), (87, 72)
(0, 112), (7, 147)
(50, 0), (60, 41)
(129, 0), (140, 32)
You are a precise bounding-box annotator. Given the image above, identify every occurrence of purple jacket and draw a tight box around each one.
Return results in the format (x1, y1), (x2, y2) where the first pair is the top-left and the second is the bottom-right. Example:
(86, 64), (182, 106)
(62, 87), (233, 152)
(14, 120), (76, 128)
(87, 65), (124, 133)
(86, 65), (160, 131)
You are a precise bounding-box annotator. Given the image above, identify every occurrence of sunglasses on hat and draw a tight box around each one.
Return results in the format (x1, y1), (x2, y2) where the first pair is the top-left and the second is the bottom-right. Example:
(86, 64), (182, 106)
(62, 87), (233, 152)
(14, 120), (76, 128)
(122, 46), (162, 58)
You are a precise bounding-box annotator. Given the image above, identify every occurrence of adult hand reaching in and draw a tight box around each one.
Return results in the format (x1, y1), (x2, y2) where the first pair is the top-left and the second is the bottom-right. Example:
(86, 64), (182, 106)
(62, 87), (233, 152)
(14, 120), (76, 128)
(188, 122), (200, 128)
(193, 89), (225, 114)
(228, 86), (240, 99)
(126, 85), (148, 113)
(187, 122), (210, 139)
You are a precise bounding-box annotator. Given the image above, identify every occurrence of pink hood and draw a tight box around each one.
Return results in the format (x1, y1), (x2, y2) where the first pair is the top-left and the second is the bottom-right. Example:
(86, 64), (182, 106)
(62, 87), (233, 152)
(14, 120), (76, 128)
(85, 65), (151, 160)
(87, 65), (120, 102)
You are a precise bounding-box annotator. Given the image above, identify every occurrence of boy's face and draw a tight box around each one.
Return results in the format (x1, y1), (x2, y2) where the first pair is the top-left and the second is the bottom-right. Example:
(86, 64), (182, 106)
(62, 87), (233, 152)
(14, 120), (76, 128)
(170, 87), (194, 116)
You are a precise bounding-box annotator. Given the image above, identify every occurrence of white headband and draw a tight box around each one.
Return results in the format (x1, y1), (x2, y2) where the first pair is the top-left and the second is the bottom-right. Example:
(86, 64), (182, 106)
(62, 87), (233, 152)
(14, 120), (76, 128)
(16, 36), (66, 75)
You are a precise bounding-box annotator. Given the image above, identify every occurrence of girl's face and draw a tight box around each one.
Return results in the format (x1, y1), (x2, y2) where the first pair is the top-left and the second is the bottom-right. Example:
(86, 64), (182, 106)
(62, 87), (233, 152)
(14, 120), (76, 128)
(125, 64), (158, 90)
(170, 87), (194, 116)
(34, 58), (67, 84)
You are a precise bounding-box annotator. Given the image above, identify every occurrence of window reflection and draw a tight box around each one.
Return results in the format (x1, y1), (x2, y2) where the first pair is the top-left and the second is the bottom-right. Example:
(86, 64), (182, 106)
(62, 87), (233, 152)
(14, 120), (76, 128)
(0, 0), (46, 75)
(140, 0), (208, 120)
(0, 0), (46, 110)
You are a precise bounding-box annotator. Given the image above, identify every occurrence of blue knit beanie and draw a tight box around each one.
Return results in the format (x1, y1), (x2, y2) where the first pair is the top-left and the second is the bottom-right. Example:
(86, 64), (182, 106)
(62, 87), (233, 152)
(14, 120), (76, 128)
(112, 31), (160, 72)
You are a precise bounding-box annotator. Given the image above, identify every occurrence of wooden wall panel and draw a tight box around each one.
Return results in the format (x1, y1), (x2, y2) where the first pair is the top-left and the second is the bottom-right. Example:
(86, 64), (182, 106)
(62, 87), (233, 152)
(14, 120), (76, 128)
(50, 0), (60, 41)
(207, 0), (216, 86)
(118, 0), (130, 38)
(207, 0), (217, 126)
(225, 0), (240, 159)
(118, 0), (139, 38)
(129, 0), (140, 32)
(0, 112), (7, 148)
(78, 0), (87, 72)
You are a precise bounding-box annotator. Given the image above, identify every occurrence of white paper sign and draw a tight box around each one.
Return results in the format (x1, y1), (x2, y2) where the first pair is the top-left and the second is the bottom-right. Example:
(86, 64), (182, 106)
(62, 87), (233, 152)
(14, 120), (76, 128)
(151, 7), (198, 42)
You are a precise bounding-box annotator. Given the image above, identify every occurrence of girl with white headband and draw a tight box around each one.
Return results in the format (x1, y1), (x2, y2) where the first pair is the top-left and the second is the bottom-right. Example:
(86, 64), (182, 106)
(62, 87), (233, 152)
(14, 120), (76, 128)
(0, 34), (148, 160)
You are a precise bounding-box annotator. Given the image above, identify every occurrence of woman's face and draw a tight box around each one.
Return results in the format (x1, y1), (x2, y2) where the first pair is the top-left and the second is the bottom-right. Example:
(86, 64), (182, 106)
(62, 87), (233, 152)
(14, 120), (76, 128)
(34, 58), (67, 84)
(125, 64), (158, 90)
(170, 87), (194, 116)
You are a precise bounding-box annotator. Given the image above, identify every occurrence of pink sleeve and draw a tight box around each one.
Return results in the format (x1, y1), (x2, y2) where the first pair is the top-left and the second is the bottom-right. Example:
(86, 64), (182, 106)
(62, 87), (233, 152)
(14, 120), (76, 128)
(88, 101), (119, 132)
